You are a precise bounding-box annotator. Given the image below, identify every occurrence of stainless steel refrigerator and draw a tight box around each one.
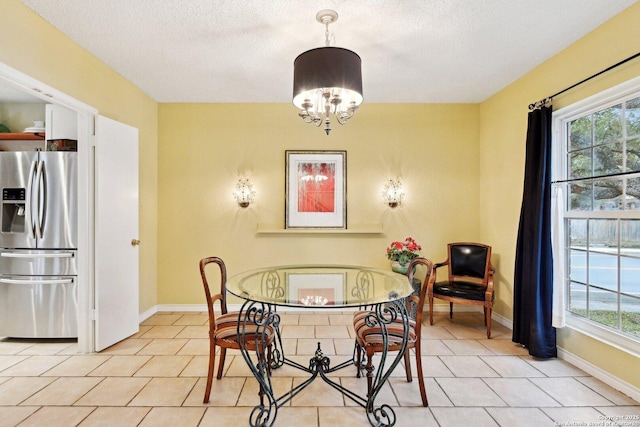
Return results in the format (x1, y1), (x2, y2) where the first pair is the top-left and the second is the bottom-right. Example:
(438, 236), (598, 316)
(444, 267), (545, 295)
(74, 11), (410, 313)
(0, 151), (78, 338)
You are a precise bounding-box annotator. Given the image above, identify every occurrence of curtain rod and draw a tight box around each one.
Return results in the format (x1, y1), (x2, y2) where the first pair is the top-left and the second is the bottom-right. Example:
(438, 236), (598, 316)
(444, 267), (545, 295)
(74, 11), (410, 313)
(552, 170), (639, 185)
(528, 51), (640, 111)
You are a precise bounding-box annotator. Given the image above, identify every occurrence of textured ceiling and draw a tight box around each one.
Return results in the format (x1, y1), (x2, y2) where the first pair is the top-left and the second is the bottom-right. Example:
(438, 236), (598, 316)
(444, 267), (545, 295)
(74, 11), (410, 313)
(12, 0), (640, 103)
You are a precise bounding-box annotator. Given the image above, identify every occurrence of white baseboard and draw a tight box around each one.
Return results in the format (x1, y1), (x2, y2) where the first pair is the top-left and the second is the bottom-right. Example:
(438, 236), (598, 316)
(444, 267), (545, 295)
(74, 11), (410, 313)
(492, 311), (513, 330)
(474, 310), (640, 402)
(155, 304), (208, 313)
(558, 347), (640, 402)
(153, 303), (487, 315)
(139, 305), (158, 323)
(484, 312), (640, 401)
(152, 304), (498, 316)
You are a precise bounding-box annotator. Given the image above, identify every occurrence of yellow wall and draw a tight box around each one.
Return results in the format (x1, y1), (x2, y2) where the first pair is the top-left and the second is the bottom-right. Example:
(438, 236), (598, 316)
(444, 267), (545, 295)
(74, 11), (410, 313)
(157, 103), (480, 304)
(479, 2), (640, 388)
(0, 0), (159, 312)
(2, 0), (639, 391)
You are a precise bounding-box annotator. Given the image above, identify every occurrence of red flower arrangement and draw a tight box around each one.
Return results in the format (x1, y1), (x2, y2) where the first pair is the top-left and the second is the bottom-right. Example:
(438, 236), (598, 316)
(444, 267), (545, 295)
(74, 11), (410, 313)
(386, 237), (422, 266)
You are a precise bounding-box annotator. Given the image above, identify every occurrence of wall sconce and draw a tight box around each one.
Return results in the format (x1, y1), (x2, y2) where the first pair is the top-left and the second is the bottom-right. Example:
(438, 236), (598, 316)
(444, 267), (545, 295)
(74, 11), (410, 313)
(382, 178), (404, 208)
(233, 178), (255, 208)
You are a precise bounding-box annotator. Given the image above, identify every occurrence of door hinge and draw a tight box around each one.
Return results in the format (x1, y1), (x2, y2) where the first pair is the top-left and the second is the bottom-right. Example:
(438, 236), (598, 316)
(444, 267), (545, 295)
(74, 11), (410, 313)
(90, 309), (96, 321)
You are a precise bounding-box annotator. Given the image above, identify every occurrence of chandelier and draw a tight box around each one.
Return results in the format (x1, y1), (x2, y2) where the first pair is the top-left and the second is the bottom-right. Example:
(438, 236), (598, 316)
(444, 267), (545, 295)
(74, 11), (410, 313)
(293, 9), (363, 135)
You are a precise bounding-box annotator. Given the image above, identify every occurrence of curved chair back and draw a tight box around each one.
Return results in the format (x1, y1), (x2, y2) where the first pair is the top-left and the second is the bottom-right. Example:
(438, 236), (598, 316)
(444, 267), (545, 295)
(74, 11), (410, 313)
(408, 257), (436, 330)
(199, 256), (228, 319)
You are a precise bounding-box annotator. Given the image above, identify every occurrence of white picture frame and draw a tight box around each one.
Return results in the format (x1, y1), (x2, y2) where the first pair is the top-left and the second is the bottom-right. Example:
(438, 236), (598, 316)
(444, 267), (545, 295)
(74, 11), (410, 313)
(285, 150), (347, 229)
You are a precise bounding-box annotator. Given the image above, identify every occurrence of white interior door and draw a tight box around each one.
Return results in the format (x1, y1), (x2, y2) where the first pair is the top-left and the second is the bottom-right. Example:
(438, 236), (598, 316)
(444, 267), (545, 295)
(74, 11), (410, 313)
(94, 115), (139, 351)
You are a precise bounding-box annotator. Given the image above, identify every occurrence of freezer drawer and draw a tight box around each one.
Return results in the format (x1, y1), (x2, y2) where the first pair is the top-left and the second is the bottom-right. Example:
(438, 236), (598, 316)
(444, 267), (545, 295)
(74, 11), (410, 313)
(0, 249), (77, 276)
(0, 276), (77, 338)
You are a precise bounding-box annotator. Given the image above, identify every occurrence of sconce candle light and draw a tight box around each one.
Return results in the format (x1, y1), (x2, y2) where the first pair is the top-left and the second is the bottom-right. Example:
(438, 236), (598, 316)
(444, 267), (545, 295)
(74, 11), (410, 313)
(233, 178), (256, 208)
(383, 178), (404, 208)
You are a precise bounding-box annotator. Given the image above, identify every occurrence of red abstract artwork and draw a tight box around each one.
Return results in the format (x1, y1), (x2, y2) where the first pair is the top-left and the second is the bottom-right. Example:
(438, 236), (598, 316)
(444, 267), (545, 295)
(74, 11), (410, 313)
(297, 162), (336, 212)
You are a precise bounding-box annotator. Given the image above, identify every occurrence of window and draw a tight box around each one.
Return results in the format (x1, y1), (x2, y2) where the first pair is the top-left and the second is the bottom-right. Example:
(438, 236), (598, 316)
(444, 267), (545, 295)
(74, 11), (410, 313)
(553, 77), (640, 351)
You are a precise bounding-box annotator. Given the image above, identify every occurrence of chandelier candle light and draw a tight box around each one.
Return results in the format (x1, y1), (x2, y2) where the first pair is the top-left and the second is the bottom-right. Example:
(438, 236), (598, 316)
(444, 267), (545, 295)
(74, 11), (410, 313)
(293, 9), (363, 135)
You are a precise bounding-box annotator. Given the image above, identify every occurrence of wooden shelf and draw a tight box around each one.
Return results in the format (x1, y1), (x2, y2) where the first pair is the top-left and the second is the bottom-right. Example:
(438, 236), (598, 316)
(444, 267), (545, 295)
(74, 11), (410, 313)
(0, 132), (45, 140)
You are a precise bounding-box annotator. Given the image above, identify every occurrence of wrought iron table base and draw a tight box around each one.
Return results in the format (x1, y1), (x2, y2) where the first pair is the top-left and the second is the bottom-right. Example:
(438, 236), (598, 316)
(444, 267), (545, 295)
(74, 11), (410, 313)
(237, 300), (409, 427)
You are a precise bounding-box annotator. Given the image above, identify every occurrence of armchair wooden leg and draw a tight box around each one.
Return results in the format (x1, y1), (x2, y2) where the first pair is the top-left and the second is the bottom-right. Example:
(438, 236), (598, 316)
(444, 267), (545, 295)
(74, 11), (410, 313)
(485, 307), (492, 339)
(449, 302), (453, 319)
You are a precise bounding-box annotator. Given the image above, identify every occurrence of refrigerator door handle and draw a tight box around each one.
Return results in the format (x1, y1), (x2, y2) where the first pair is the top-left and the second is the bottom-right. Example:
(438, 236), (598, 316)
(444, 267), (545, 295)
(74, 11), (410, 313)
(25, 159), (38, 239)
(0, 251), (75, 259)
(0, 278), (74, 285)
(34, 160), (45, 239)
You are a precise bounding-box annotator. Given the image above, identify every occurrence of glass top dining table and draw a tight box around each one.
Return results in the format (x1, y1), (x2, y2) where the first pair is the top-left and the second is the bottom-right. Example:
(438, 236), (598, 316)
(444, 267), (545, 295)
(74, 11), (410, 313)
(226, 264), (413, 308)
(226, 264), (415, 427)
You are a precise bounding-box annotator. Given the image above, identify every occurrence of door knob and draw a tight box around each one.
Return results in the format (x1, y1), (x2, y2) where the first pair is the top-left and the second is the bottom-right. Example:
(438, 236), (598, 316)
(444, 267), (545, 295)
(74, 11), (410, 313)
(131, 239), (140, 246)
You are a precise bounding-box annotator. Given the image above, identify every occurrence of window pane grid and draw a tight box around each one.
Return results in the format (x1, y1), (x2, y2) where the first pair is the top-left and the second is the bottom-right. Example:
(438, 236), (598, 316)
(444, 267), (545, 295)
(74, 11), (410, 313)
(563, 92), (640, 341)
(621, 293), (640, 337)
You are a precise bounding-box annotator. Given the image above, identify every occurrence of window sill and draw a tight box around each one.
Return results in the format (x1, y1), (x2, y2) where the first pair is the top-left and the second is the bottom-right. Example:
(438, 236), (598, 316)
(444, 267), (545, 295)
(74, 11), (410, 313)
(565, 311), (640, 358)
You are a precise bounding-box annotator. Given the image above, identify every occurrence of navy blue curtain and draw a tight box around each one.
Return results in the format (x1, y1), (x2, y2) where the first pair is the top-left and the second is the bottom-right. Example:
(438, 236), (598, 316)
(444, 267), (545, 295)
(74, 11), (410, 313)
(512, 105), (557, 359)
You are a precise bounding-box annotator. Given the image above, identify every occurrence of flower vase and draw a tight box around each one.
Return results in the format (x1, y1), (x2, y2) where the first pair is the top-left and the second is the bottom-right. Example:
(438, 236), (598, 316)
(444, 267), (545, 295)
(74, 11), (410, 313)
(391, 261), (410, 274)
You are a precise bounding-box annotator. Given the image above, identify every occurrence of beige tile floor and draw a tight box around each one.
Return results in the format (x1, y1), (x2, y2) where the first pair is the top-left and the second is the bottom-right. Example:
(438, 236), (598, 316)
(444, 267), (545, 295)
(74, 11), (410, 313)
(0, 311), (639, 426)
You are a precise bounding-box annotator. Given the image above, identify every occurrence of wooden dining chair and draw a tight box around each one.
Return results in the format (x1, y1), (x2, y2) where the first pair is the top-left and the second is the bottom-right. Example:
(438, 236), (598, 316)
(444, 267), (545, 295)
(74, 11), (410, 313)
(200, 256), (275, 404)
(430, 242), (495, 338)
(353, 257), (435, 407)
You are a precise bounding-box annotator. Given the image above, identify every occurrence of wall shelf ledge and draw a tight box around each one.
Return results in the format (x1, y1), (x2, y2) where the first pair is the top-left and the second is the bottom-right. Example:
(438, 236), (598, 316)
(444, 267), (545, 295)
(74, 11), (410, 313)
(256, 224), (384, 235)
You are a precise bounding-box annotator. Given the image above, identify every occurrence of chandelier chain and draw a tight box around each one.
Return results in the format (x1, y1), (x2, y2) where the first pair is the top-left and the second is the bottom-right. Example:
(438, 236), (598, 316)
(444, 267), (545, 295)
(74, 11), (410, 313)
(325, 21), (330, 47)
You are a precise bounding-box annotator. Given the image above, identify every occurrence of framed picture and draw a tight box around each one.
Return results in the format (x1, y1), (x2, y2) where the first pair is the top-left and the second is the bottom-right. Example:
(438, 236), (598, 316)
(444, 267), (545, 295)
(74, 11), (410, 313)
(286, 272), (347, 306)
(285, 150), (347, 229)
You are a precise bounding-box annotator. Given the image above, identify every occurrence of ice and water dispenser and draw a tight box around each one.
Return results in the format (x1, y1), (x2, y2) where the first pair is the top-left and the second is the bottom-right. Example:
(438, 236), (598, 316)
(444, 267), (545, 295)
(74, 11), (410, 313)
(1, 188), (26, 233)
